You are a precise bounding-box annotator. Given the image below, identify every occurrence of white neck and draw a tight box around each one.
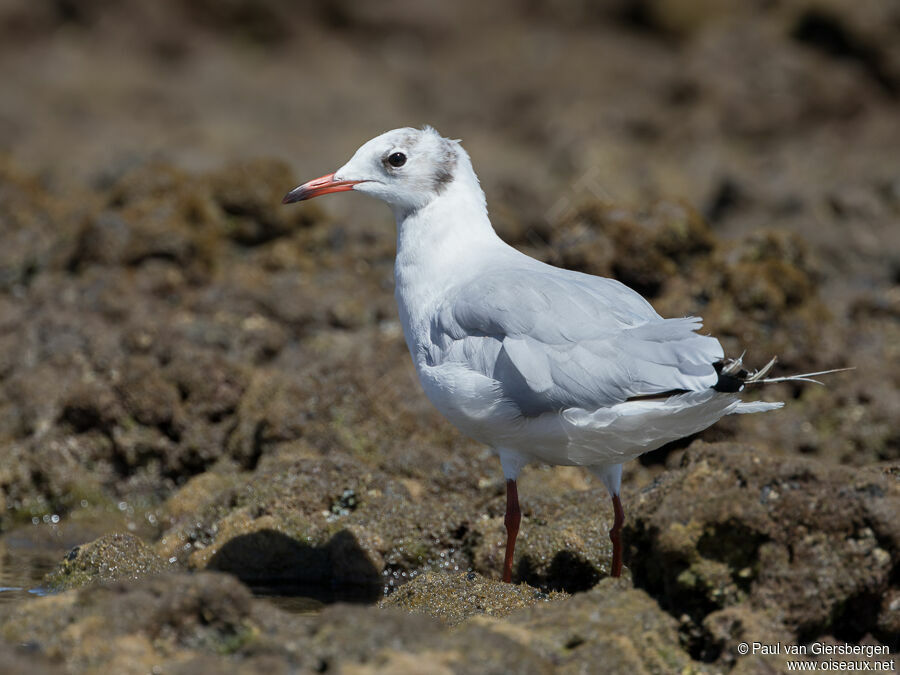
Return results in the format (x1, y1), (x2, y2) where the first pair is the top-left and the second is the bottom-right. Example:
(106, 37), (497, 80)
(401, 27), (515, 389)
(393, 168), (504, 359)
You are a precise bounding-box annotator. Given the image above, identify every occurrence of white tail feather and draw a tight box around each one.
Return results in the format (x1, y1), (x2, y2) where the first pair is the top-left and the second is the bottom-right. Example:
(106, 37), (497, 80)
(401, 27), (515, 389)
(721, 353), (853, 388)
(752, 367), (854, 386)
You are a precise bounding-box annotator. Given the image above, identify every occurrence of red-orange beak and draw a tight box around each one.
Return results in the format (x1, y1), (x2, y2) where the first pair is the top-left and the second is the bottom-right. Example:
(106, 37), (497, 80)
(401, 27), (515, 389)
(282, 173), (362, 204)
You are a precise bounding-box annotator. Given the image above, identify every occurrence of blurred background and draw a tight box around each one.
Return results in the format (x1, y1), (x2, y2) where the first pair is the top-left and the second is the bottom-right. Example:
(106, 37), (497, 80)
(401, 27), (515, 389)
(3, 0), (897, 457)
(3, 0), (899, 282)
(2, 0), (899, 521)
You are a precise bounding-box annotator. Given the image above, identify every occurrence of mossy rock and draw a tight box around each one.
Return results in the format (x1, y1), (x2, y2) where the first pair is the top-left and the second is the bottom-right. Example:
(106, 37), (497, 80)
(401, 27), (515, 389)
(43, 532), (170, 591)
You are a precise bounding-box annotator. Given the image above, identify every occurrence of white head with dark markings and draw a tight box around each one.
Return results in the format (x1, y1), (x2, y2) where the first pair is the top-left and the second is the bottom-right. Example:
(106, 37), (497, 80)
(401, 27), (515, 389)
(283, 126), (461, 215)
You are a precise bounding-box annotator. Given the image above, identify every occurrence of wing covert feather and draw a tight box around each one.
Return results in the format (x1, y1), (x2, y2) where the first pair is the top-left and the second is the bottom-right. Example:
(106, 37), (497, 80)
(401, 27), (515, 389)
(429, 268), (723, 415)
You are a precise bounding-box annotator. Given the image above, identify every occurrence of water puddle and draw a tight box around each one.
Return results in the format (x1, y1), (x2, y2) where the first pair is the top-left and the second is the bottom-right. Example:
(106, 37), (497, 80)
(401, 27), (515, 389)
(0, 525), (384, 616)
(249, 581), (383, 614)
(0, 518), (142, 608)
(0, 540), (60, 607)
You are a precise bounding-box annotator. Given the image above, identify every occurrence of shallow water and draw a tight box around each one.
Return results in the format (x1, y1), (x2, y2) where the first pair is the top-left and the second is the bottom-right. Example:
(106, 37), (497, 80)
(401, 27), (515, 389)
(0, 540), (59, 607)
(0, 518), (138, 608)
(0, 525), (383, 616)
(250, 581), (383, 614)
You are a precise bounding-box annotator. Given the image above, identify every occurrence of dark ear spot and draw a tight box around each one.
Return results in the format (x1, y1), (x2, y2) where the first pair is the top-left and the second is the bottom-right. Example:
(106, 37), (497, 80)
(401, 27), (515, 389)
(433, 142), (457, 194)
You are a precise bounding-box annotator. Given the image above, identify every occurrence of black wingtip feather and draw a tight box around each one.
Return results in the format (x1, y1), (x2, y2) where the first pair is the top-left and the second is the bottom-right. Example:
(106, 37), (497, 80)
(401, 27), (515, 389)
(712, 360), (746, 393)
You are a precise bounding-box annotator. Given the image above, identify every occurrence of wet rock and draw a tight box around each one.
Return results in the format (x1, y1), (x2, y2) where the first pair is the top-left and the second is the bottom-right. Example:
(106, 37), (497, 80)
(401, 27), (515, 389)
(43, 532), (170, 591)
(626, 441), (900, 662)
(161, 470), (240, 524)
(80, 208), (196, 269)
(877, 588), (900, 642)
(381, 570), (566, 625)
(178, 0), (297, 46)
(295, 604), (451, 675)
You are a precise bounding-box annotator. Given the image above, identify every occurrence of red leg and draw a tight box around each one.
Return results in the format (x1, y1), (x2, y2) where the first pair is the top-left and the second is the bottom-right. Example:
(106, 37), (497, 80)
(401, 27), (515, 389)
(609, 493), (625, 577)
(502, 479), (521, 583)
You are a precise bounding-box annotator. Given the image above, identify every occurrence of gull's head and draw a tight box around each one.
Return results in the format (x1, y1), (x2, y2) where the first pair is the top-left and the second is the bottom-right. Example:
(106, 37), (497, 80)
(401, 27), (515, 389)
(282, 126), (462, 214)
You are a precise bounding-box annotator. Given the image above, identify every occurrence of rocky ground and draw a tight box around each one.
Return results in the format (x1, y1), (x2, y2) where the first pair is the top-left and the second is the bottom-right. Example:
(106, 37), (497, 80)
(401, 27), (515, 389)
(0, 1), (898, 673)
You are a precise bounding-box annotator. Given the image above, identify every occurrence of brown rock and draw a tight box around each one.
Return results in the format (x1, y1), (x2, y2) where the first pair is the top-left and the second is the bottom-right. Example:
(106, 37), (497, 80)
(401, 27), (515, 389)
(381, 570), (565, 625)
(627, 441), (900, 661)
(43, 532), (170, 591)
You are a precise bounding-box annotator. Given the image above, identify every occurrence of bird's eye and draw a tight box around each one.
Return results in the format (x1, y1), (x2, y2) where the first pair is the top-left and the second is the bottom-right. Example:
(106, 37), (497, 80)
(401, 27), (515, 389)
(387, 152), (407, 168)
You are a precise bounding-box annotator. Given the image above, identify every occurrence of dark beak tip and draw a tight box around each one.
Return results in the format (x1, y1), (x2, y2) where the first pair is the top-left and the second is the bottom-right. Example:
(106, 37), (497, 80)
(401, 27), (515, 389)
(282, 190), (302, 205)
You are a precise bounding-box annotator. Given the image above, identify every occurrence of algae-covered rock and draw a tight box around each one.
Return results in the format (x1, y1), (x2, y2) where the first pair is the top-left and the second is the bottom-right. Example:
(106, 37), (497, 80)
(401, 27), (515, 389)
(553, 198), (715, 298)
(0, 570), (521, 673)
(469, 485), (618, 590)
(551, 200), (837, 378)
(0, 158), (84, 293)
(2, 573), (272, 673)
(492, 577), (712, 674)
(155, 452), (477, 591)
(1, 568), (710, 675)
(206, 158), (320, 245)
(381, 570), (566, 625)
(627, 441), (900, 660)
(0, 156), (336, 531)
(155, 435), (623, 595)
(43, 532), (169, 591)
(670, 229), (833, 372)
(1, 0), (900, 672)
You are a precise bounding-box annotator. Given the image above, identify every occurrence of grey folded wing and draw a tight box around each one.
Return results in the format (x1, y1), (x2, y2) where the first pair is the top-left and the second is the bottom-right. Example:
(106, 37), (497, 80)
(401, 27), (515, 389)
(429, 267), (724, 416)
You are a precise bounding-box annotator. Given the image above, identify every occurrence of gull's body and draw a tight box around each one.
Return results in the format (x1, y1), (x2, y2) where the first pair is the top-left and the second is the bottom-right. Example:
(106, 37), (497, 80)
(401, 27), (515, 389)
(283, 126), (831, 582)
(391, 170), (776, 484)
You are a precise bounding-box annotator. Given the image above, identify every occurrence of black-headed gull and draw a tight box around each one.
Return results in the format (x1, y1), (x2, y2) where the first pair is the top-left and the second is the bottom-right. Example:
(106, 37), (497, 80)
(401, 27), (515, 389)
(283, 127), (844, 583)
